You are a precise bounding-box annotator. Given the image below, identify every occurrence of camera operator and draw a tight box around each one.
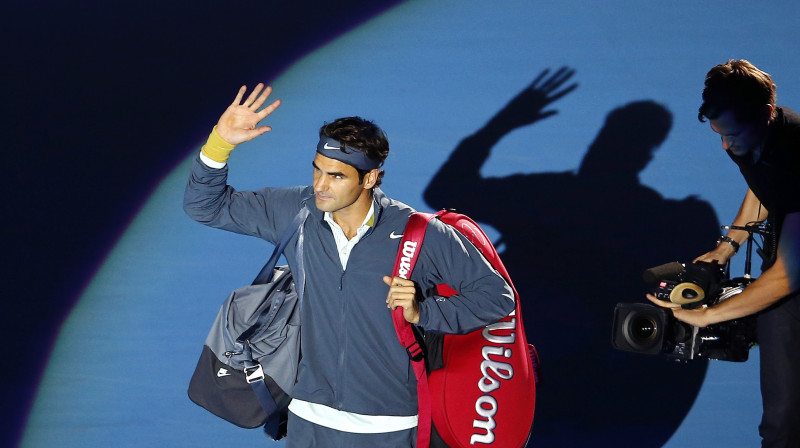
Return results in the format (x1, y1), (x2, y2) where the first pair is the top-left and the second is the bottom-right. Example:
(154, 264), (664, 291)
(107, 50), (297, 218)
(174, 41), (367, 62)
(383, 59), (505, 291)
(647, 60), (800, 448)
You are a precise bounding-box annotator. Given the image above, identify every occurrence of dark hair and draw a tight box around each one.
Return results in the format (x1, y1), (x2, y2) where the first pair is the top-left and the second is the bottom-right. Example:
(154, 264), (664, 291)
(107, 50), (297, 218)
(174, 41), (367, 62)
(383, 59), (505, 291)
(319, 116), (388, 187)
(698, 59), (776, 124)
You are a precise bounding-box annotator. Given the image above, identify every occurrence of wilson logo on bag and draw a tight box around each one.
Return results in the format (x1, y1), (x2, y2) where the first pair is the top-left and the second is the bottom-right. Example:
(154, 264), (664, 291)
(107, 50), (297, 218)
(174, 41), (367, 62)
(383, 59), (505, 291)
(391, 210), (539, 448)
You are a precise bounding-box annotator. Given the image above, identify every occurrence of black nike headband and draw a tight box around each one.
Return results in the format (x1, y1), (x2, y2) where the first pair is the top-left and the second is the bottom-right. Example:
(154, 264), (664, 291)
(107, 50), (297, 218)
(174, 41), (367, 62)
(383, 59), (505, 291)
(316, 136), (382, 171)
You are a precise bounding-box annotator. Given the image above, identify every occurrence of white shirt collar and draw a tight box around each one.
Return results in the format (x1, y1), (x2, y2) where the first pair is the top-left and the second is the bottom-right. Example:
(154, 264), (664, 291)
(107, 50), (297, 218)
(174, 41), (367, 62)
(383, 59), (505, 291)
(323, 202), (376, 269)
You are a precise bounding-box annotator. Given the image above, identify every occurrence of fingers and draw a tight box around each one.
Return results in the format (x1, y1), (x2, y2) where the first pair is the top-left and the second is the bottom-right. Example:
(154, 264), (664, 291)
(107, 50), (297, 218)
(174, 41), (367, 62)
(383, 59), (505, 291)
(215, 83), (280, 145)
(250, 85), (272, 110)
(538, 110), (559, 121)
(243, 83), (265, 107)
(547, 80), (579, 102)
(383, 275), (413, 287)
(245, 85), (280, 124)
(231, 83), (277, 111)
(694, 252), (714, 263)
(524, 67), (578, 109)
(257, 98), (282, 120)
(646, 294), (681, 309)
(231, 85), (247, 106)
(384, 276), (416, 309)
(546, 66), (576, 90)
(530, 66), (576, 92)
(250, 125), (273, 137)
(648, 294), (711, 327)
(694, 249), (725, 265)
(387, 295), (414, 310)
(384, 276), (421, 324)
(530, 68), (549, 89)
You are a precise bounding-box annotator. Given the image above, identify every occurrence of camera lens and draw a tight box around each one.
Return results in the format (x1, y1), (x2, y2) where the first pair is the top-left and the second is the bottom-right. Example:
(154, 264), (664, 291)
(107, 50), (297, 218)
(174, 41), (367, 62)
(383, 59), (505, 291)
(613, 303), (669, 355)
(630, 314), (658, 342)
(621, 310), (662, 351)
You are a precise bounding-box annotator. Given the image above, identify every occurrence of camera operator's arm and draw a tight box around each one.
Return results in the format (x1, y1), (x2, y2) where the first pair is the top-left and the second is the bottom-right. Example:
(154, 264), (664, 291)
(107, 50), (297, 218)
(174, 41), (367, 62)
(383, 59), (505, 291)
(695, 188), (767, 265)
(649, 211), (799, 327)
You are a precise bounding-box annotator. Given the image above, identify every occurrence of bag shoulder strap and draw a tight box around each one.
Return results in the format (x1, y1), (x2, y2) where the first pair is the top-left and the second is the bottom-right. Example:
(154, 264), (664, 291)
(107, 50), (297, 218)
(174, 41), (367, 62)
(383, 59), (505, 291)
(240, 206), (309, 342)
(252, 207), (310, 285)
(391, 211), (437, 448)
(243, 206), (309, 440)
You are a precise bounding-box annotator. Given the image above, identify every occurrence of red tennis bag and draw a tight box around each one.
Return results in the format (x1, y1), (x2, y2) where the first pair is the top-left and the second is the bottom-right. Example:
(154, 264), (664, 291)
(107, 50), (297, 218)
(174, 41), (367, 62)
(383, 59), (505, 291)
(391, 210), (539, 448)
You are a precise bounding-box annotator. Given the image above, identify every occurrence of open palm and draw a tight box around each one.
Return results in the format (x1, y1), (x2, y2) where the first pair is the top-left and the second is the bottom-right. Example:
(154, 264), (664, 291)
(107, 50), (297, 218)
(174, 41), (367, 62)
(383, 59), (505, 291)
(216, 83), (281, 145)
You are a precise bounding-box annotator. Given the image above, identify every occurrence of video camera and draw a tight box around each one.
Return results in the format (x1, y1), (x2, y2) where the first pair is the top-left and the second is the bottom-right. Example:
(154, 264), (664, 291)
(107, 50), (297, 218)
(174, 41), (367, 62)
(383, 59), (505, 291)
(612, 260), (757, 362)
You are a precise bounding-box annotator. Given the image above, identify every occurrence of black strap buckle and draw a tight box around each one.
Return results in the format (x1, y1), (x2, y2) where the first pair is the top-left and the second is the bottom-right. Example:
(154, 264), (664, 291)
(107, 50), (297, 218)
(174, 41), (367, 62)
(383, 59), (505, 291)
(405, 340), (424, 362)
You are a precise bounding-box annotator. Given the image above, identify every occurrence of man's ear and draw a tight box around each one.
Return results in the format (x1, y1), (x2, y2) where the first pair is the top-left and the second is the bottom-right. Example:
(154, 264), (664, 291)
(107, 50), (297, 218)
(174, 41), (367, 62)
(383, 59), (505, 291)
(363, 169), (378, 189)
(764, 104), (775, 123)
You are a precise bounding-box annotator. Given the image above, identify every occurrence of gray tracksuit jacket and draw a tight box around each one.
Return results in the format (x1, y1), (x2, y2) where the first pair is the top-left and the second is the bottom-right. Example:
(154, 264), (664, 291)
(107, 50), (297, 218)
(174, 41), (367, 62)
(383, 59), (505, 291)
(184, 155), (514, 418)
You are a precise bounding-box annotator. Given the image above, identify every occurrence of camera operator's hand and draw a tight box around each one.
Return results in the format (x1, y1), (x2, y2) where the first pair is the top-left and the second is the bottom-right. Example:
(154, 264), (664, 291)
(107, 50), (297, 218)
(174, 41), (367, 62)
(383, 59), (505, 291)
(695, 188), (763, 265)
(646, 294), (713, 328)
(694, 243), (737, 265)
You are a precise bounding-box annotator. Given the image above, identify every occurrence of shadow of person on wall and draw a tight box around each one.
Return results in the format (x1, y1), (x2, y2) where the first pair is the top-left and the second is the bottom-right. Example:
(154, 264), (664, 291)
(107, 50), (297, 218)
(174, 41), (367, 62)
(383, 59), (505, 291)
(424, 68), (721, 447)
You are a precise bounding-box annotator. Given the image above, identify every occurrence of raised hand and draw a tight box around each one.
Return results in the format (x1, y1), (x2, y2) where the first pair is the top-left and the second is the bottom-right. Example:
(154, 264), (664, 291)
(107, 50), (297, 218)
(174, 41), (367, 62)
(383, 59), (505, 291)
(489, 67), (578, 132)
(216, 83), (281, 145)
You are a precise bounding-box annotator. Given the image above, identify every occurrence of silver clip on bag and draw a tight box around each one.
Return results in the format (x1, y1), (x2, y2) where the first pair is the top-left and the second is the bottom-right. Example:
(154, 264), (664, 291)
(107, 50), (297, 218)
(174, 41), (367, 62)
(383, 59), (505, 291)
(188, 208), (309, 440)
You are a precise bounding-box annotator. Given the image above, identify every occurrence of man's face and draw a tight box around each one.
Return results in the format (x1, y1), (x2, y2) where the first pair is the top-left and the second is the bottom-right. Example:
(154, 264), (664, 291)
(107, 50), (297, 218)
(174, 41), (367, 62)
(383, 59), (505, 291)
(312, 153), (369, 214)
(708, 110), (767, 157)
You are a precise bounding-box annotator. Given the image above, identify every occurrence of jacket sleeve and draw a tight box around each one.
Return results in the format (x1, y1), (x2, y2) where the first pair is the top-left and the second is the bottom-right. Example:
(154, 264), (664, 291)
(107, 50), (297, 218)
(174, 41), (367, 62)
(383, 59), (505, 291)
(183, 154), (311, 244)
(412, 219), (515, 334)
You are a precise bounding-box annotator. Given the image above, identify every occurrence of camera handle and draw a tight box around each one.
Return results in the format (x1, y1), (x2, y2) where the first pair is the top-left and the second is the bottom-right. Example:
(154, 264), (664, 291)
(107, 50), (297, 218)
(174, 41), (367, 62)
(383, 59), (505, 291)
(722, 222), (771, 279)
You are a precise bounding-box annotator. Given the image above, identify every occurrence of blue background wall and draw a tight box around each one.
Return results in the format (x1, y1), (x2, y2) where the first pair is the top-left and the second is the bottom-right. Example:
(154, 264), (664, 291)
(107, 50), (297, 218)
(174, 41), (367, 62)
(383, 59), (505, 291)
(5, 1), (800, 447)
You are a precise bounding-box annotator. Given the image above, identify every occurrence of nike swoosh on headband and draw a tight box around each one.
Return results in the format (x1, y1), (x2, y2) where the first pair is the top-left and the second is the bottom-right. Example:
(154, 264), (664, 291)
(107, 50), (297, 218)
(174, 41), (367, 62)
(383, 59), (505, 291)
(317, 135), (382, 171)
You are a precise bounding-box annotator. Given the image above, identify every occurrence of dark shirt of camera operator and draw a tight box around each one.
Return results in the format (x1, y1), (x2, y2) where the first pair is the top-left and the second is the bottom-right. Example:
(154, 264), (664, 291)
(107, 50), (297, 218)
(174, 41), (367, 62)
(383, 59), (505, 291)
(726, 106), (800, 269)
(722, 105), (800, 448)
(647, 66), (800, 448)
(648, 106), (800, 326)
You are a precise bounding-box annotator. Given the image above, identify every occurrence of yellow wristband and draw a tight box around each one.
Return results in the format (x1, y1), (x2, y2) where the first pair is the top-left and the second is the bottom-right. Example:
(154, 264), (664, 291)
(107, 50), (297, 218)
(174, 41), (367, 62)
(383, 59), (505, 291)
(201, 126), (236, 163)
